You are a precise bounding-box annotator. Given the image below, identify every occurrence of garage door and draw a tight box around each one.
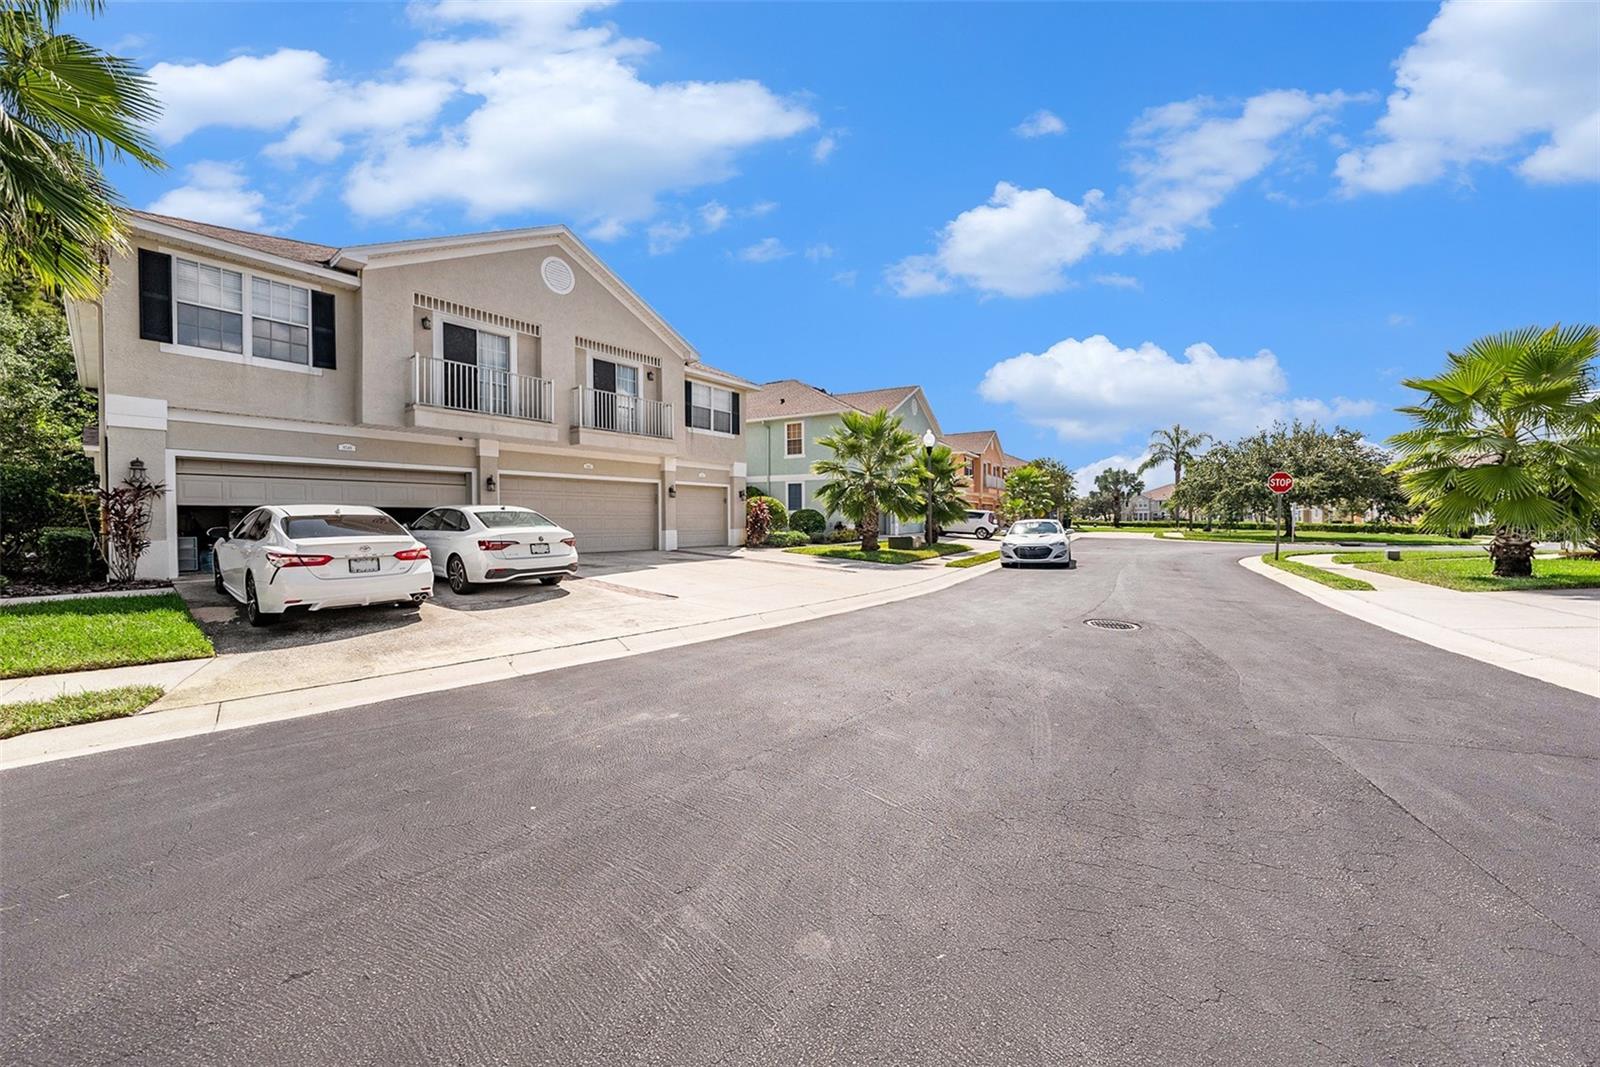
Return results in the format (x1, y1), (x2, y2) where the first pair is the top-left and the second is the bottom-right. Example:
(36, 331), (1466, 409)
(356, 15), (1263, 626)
(500, 476), (657, 552)
(176, 459), (470, 508)
(676, 485), (728, 548)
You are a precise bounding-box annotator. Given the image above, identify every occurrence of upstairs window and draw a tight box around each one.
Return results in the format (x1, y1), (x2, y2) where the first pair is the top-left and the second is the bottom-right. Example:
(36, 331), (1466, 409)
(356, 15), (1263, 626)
(785, 421), (804, 456)
(691, 383), (734, 433)
(175, 258), (243, 353)
(250, 277), (311, 364)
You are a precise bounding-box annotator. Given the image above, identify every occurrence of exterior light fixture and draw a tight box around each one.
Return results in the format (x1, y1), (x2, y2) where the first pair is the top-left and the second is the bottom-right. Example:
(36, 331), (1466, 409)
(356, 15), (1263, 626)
(485, 475), (497, 492)
(127, 457), (148, 485)
(421, 315), (432, 330)
(668, 484), (677, 498)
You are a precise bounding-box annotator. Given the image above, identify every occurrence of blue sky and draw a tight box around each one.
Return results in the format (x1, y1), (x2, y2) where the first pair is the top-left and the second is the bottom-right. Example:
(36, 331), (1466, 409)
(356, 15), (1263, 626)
(79, 1), (1600, 485)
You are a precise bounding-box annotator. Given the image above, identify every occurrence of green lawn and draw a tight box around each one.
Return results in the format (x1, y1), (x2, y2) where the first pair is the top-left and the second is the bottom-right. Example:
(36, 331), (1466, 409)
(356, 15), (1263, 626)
(1070, 525), (1170, 536)
(787, 541), (971, 565)
(0, 594), (214, 679)
(1259, 551), (1376, 591)
(1183, 529), (1474, 546)
(947, 550), (1001, 568)
(0, 684), (163, 739)
(1346, 552), (1600, 592)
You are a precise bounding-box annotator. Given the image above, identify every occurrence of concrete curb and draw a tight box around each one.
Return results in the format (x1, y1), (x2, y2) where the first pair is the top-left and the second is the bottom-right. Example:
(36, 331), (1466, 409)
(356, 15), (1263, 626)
(0, 560), (1000, 770)
(0, 586), (176, 607)
(1239, 555), (1600, 698)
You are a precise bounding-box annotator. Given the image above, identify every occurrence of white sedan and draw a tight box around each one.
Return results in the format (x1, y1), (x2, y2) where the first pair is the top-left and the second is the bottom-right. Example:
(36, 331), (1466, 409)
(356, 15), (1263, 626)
(407, 504), (579, 594)
(210, 505), (433, 626)
(999, 518), (1077, 568)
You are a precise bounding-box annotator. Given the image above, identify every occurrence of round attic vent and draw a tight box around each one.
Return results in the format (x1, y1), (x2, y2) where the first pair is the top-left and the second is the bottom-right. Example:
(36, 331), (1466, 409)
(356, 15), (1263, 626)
(541, 256), (575, 295)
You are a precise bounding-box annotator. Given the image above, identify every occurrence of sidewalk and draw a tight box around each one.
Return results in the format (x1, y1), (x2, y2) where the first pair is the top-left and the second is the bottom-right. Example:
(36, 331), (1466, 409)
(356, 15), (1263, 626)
(1242, 553), (1600, 697)
(1, 548), (996, 769)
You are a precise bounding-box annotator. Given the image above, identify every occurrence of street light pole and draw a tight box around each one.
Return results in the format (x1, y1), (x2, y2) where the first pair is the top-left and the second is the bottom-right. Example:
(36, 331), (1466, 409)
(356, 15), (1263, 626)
(922, 429), (937, 545)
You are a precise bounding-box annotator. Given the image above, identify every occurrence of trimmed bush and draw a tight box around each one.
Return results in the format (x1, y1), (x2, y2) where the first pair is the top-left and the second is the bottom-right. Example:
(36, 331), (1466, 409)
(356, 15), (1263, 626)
(761, 497), (789, 530)
(39, 527), (97, 584)
(765, 529), (811, 548)
(790, 508), (826, 536)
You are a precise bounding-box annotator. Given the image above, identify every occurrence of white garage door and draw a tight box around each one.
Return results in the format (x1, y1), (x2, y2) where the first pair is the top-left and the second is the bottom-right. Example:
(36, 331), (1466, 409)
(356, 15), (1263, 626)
(676, 485), (728, 548)
(176, 459), (470, 508)
(500, 476), (657, 552)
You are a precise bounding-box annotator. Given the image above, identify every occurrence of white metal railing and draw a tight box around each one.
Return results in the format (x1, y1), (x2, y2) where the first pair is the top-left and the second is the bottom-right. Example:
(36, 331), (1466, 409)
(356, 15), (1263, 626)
(573, 386), (672, 439)
(985, 475), (1004, 490)
(411, 354), (553, 423)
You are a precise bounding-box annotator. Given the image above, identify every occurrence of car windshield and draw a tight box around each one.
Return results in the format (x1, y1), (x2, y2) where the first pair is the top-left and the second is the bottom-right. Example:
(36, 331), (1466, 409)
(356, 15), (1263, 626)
(1011, 520), (1061, 535)
(475, 508), (556, 529)
(283, 513), (408, 539)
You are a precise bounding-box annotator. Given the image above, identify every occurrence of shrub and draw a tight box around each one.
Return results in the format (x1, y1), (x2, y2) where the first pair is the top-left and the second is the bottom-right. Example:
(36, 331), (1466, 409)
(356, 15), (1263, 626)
(745, 497), (774, 547)
(790, 508), (826, 536)
(39, 527), (97, 584)
(761, 496), (789, 530)
(765, 529), (811, 548)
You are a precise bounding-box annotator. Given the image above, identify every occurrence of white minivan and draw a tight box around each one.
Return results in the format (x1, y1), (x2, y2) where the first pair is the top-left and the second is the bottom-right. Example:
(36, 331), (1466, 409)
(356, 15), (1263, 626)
(943, 509), (1000, 539)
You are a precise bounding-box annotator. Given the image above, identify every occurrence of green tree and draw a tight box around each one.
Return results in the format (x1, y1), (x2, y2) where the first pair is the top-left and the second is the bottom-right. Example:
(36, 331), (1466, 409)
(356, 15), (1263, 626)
(1388, 324), (1600, 577)
(1002, 465), (1055, 522)
(1027, 457), (1075, 519)
(1138, 423), (1208, 523)
(902, 443), (970, 544)
(2, 0), (164, 298)
(1093, 468), (1144, 527)
(813, 408), (917, 552)
(0, 278), (95, 572)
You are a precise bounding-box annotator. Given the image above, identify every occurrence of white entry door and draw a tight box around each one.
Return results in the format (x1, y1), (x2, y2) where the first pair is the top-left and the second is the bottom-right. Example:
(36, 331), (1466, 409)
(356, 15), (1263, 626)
(614, 363), (640, 434)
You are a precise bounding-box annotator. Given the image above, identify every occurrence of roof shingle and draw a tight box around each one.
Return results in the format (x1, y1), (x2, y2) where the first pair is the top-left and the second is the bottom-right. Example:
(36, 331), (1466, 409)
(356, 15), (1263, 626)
(832, 385), (919, 415)
(744, 379), (859, 420)
(126, 210), (344, 269)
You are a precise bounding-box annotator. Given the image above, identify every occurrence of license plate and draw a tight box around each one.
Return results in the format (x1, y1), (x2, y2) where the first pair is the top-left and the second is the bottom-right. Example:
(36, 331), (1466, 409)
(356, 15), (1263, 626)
(348, 557), (380, 573)
(530, 543), (550, 555)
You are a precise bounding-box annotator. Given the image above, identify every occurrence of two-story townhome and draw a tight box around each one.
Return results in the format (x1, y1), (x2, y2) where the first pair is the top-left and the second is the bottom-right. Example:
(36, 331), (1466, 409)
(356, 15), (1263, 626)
(1124, 483), (1175, 522)
(744, 379), (942, 535)
(939, 431), (1013, 512)
(68, 211), (753, 579)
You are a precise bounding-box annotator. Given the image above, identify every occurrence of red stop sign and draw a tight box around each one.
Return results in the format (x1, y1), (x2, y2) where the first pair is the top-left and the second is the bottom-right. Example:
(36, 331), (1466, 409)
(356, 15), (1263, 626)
(1268, 471), (1294, 494)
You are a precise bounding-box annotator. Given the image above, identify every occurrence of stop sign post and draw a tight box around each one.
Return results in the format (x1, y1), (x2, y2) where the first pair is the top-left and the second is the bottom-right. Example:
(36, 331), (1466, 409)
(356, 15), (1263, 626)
(1269, 471), (1293, 558)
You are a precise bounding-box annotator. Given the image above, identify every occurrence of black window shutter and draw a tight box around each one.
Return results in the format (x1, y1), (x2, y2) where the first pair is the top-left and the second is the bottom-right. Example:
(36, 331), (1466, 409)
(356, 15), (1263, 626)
(137, 250), (173, 342)
(684, 381), (693, 426)
(731, 391), (740, 434)
(311, 291), (336, 368)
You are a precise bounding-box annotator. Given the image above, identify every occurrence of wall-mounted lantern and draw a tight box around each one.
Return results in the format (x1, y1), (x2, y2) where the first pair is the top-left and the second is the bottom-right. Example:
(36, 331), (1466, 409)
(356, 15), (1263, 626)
(127, 457), (148, 486)
(485, 475), (497, 493)
(668, 484), (677, 498)
(420, 315), (432, 330)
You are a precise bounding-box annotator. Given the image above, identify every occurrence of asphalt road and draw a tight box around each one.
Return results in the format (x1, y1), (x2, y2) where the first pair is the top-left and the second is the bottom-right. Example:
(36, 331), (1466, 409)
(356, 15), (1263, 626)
(3, 537), (1597, 1065)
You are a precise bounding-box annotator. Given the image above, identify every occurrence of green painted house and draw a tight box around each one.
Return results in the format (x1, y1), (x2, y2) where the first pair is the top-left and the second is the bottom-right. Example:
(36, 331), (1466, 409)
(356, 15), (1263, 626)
(744, 379), (944, 534)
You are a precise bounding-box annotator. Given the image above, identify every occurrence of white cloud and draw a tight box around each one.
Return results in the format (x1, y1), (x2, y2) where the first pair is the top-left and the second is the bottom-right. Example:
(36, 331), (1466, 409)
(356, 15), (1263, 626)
(698, 200), (730, 231)
(736, 237), (790, 263)
(886, 182), (1102, 298)
(1093, 273), (1141, 290)
(812, 134), (838, 163)
(146, 161), (269, 230)
(1075, 451), (1171, 492)
(1104, 89), (1360, 253)
(1385, 312), (1414, 327)
(977, 334), (1374, 442)
(831, 269), (858, 287)
(646, 219), (692, 255)
(148, 49), (334, 143)
(1336, 0), (1600, 192)
(1014, 109), (1067, 138)
(804, 243), (834, 261)
(745, 200), (779, 217)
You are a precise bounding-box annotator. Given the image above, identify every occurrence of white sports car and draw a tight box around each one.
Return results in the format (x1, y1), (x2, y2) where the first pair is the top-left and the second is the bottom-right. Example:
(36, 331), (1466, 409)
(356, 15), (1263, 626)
(408, 504), (579, 594)
(210, 505), (433, 626)
(1000, 518), (1076, 568)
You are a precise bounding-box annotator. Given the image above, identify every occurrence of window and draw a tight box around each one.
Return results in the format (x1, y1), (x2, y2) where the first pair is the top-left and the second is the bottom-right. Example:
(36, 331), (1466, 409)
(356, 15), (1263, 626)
(175, 257), (243, 353)
(787, 483), (804, 511)
(409, 511), (441, 532)
(476, 508), (555, 529)
(784, 422), (804, 456)
(250, 277), (311, 364)
(284, 513), (408, 539)
(691, 383), (734, 433)
(439, 510), (470, 532)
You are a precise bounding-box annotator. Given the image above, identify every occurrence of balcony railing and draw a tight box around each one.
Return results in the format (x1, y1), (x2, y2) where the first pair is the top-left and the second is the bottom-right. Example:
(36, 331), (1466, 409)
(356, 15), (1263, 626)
(573, 387), (673, 439)
(412, 354), (553, 423)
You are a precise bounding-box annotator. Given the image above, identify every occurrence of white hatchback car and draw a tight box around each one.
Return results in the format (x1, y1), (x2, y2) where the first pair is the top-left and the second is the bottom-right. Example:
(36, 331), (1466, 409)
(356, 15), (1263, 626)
(1000, 518), (1077, 568)
(408, 505), (579, 594)
(210, 505), (433, 626)
(943, 509), (1000, 539)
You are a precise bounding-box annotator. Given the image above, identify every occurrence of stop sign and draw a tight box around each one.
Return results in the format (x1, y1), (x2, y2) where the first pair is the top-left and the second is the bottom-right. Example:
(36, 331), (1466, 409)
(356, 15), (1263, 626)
(1268, 471), (1294, 494)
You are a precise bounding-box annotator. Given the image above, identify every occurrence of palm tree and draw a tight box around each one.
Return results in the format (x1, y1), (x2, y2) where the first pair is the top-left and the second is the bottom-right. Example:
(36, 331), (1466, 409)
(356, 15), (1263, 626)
(1027, 457), (1075, 519)
(813, 408), (918, 552)
(1002, 465), (1055, 522)
(2, 0), (164, 298)
(1139, 423), (1208, 523)
(1388, 324), (1599, 577)
(1094, 468), (1145, 527)
(905, 444), (970, 544)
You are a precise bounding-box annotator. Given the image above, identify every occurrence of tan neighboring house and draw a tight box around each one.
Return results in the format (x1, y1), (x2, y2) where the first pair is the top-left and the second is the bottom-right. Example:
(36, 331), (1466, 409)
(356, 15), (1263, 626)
(68, 211), (754, 579)
(1126, 483), (1175, 521)
(940, 433), (1032, 512)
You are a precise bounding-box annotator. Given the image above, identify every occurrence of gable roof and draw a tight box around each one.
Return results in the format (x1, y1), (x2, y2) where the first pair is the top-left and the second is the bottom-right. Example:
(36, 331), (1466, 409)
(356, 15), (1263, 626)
(1002, 453), (1031, 468)
(941, 430), (1000, 456)
(686, 360), (757, 389)
(1145, 482), (1177, 501)
(744, 379), (857, 421)
(833, 385), (918, 415)
(127, 210), (342, 269)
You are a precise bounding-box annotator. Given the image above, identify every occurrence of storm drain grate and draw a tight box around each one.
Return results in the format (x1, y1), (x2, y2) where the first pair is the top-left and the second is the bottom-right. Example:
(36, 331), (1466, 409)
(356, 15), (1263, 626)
(1084, 619), (1141, 632)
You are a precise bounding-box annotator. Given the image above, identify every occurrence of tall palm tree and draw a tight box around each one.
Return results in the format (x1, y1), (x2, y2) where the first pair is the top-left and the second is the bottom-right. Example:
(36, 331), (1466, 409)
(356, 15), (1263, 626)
(1094, 468), (1144, 527)
(906, 443), (969, 544)
(2, 0), (163, 298)
(1139, 423), (1208, 522)
(1388, 324), (1599, 577)
(813, 408), (917, 552)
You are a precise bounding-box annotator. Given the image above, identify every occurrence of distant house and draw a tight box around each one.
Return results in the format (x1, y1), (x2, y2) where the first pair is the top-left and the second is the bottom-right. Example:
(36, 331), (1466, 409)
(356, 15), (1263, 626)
(1125, 482), (1175, 521)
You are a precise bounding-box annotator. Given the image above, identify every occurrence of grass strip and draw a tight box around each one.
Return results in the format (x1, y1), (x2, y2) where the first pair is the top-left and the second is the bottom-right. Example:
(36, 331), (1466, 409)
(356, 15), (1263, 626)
(0, 685), (163, 739)
(0, 594), (214, 679)
(1259, 552), (1376, 591)
(1352, 554), (1600, 592)
(786, 541), (970, 564)
(947, 550), (1002, 568)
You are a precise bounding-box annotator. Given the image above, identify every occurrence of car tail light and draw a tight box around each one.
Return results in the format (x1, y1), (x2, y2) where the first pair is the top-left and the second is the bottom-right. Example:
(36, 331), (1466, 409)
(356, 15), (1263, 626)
(477, 539), (517, 551)
(395, 547), (430, 561)
(265, 551), (332, 568)
(561, 537), (576, 548)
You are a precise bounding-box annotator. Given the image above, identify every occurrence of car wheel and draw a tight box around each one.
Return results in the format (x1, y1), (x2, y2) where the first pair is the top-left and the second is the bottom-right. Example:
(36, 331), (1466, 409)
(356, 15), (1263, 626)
(976, 527), (992, 540)
(213, 557), (225, 594)
(447, 556), (474, 594)
(539, 575), (563, 586)
(245, 573), (279, 627)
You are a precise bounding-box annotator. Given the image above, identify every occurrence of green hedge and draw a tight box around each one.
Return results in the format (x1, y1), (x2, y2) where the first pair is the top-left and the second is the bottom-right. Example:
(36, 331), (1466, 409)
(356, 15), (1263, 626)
(39, 527), (98, 583)
(790, 508), (826, 535)
(764, 529), (811, 548)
